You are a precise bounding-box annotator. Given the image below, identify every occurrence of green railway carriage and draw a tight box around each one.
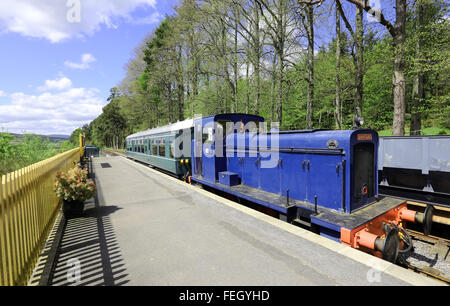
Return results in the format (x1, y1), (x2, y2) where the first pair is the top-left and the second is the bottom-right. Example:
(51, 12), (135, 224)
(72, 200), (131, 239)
(126, 119), (194, 179)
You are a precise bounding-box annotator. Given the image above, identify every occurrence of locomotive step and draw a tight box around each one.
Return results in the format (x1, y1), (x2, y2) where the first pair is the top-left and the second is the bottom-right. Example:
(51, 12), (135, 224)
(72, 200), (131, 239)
(313, 196), (406, 230)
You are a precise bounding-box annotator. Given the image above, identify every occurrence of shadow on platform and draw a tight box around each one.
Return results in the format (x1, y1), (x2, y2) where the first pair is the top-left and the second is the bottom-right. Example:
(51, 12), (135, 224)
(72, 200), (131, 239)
(49, 177), (129, 286)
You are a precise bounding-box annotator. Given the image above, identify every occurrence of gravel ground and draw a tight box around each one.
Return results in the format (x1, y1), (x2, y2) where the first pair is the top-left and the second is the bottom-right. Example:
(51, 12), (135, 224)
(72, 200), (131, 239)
(401, 238), (450, 280)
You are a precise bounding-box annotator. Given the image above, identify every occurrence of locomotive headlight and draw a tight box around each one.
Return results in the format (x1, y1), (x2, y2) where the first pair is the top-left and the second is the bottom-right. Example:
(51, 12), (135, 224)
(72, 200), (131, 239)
(185, 159), (189, 164)
(180, 159), (184, 165)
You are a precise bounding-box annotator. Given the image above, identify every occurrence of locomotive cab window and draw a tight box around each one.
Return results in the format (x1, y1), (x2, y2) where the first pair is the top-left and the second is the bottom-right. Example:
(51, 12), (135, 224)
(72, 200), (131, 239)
(203, 127), (214, 145)
(216, 120), (233, 140)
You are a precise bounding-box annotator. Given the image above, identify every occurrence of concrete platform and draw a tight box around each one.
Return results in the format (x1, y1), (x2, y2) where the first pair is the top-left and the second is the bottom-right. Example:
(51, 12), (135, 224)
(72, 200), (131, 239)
(45, 156), (443, 286)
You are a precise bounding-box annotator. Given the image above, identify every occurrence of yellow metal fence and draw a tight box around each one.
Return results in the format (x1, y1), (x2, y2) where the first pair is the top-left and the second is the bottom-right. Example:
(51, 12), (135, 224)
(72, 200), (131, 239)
(0, 148), (81, 286)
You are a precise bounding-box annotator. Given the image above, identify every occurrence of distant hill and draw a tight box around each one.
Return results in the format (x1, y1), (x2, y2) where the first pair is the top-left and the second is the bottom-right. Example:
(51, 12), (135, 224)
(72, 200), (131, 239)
(47, 134), (71, 139)
(2, 132), (70, 143)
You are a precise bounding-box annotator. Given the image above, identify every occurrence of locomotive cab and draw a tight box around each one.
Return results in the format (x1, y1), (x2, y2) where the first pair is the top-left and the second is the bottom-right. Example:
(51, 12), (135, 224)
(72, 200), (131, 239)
(350, 131), (379, 211)
(192, 113), (265, 183)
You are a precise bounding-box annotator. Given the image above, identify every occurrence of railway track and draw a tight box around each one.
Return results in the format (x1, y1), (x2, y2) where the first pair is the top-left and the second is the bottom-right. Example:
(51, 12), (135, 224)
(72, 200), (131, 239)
(400, 229), (450, 284)
(401, 202), (450, 284)
(407, 229), (450, 247)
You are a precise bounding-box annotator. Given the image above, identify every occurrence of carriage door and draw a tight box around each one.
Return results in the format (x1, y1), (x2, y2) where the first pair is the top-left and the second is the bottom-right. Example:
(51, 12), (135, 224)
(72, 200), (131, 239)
(201, 125), (216, 182)
(194, 123), (203, 177)
(352, 142), (375, 211)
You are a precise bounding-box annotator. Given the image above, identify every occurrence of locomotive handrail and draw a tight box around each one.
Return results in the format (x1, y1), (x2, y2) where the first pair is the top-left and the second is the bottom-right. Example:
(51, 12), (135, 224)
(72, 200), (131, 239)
(225, 145), (345, 155)
(0, 148), (81, 286)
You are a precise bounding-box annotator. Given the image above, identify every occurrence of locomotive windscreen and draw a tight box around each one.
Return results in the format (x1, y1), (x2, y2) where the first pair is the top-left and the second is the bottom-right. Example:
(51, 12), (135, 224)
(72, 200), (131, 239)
(353, 142), (375, 206)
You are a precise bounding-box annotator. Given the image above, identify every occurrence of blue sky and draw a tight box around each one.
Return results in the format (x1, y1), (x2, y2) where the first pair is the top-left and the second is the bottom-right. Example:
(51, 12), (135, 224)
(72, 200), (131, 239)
(0, 0), (178, 135)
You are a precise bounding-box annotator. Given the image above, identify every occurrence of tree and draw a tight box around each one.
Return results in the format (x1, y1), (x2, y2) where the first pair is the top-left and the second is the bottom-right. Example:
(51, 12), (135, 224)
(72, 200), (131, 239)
(345, 0), (408, 136)
(334, 0), (364, 127)
(82, 0), (449, 140)
(257, 0), (299, 125)
(335, 3), (342, 129)
(69, 128), (83, 145)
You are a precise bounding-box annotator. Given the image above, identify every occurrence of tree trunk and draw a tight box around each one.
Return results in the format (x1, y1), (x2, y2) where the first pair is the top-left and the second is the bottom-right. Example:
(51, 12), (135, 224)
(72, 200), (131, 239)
(410, 2), (424, 136)
(306, 5), (314, 129)
(275, 0), (286, 125)
(246, 56), (250, 113)
(167, 83), (173, 123)
(192, 59), (199, 117)
(233, 5), (239, 113)
(271, 52), (277, 122)
(253, 3), (261, 115)
(354, 5), (364, 127)
(177, 45), (184, 121)
(392, 0), (407, 136)
(335, 5), (342, 130)
(277, 58), (283, 124)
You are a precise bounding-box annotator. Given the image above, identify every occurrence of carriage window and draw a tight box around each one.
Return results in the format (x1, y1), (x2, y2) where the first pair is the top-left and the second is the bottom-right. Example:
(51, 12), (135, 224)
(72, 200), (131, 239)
(152, 139), (157, 155)
(159, 138), (166, 157)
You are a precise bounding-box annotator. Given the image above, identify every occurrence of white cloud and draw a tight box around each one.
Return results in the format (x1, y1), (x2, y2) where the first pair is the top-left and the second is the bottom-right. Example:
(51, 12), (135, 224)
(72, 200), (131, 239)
(0, 90), (6, 97)
(130, 12), (162, 25)
(0, 77), (105, 135)
(0, 0), (158, 43)
(64, 53), (96, 70)
(38, 77), (73, 91)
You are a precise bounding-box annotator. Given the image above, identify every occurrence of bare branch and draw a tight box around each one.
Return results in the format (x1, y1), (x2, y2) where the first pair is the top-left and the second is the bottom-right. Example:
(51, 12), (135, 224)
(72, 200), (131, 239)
(344, 0), (396, 36)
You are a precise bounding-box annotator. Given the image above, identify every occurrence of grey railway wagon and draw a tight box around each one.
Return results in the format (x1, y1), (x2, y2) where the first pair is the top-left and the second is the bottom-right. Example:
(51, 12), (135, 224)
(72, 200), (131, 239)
(378, 135), (450, 204)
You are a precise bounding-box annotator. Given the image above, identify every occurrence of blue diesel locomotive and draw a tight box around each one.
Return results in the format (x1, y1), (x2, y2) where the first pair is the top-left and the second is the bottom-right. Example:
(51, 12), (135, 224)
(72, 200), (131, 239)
(127, 113), (434, 262)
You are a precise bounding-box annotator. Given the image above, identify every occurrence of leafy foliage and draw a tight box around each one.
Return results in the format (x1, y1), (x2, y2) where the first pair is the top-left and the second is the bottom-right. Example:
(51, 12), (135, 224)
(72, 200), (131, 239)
(0, 132), (76, 176)
(84, 0), (449, 147)
(54, 165), (96, 202)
